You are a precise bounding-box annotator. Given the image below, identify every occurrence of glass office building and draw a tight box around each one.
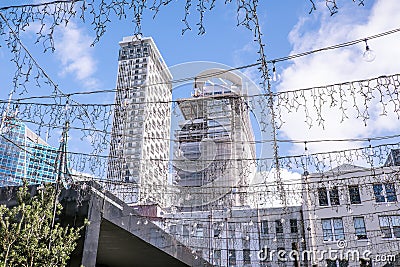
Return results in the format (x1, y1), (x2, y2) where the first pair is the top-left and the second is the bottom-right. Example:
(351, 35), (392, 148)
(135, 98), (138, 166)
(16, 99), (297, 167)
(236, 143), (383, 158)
(0, 118), (58, 186)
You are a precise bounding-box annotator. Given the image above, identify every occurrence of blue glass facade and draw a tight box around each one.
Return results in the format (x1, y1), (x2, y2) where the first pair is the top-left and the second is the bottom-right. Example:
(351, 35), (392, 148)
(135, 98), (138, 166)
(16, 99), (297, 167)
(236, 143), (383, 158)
(0, 119), (57, 186)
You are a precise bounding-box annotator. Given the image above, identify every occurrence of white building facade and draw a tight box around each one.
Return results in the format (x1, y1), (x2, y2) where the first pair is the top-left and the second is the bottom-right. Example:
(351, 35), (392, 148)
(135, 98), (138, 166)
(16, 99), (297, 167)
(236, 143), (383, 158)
(107, 36), (172, 206)
(164, 205), (305, 267)
(302, 164), (400, 267)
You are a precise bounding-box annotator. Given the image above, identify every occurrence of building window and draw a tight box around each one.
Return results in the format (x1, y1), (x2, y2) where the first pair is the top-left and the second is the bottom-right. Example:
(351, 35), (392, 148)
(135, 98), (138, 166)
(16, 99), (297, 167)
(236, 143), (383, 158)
(195, 224), (204, 237)
(373, 183), (397, 203)
(330, 187), (340, 205)
(228, 249), (236, 266)
(349, 185), (361, 204)
(360, 258), (372, 267)
(169, 224), (176, 235)
(290, 219), (298, 233)
(353, 217), (367, 240)
(213, 223), (222, 237)
(243, 249), (251, 265)
(261, 220), (268, 235)
(386, 183), (398, 202)
(182, 224), (190, 237)
(228, 223), (236, 238)
(319, 186), (340, 206)
(213, 249), (221, 266)
(322, 218), (345, 241)
(318, 187), (329, 206)
(327, 259), (349, 267)
(275, 220), (283, 234)
(379, 215), (400, 238)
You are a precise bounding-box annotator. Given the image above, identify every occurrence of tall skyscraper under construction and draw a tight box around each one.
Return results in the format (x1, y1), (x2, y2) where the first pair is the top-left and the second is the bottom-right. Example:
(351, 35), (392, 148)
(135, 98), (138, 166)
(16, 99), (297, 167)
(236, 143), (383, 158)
(107, 36), (172, 205)
(173, 69), (256, 210)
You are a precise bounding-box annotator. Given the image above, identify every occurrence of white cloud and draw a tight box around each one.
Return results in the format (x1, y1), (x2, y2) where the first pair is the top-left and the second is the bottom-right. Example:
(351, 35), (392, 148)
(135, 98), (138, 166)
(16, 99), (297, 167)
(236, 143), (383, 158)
(55, 22), (99, 88)
(249, 169), (302, 208)
(277, 0), (400, 157)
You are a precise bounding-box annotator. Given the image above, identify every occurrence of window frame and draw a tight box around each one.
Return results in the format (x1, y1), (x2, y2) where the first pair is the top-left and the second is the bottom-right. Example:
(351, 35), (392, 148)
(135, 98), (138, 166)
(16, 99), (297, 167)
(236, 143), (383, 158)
(379, 215), (400, 239)
(243, 249), (251, 265)
(318, 186), (340, 206)
(213, 249), (221, 266)
(318, 187), (329, 206)
(348, 185), (361, 204)
(353, 217), (367, 240)
(290, 219), (298, 234)
(261, 220), (268, 235)
(373, 183), (398, 203)
(327, 259), (349, 267)
(195, 224), (204, 237)
(275, 220), (284, 234)
(228, 249), (236, 266)
(330, 187), (340, 205)
(321, 218), (345, 241)
(182, 224), (190, 237)
(385, 183), (398, 202)
(169, 224), (177, 235)
(213, 225), (222, 238)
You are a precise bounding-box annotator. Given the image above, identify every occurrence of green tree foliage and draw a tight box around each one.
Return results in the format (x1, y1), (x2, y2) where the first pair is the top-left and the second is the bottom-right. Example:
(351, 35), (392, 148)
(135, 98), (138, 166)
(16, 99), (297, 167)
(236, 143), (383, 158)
(0, 183), (86, 267)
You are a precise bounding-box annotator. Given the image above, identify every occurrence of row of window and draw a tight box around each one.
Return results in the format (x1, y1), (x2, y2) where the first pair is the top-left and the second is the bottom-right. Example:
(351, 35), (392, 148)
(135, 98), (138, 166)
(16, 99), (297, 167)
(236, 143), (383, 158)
(119, 45), (150, 60)
(212, 248), (251, 266)
(170, 219), (299, 239)
(318, 183), (397, 206)
(321, 215), (400, 241)
(260, 219), (298, 235)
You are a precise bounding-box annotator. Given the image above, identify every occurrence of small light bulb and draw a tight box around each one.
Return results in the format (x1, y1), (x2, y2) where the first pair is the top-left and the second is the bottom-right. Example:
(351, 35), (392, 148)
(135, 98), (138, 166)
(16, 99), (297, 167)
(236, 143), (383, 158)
(363, 40), (376, 62)
(363, 48), (376, 62)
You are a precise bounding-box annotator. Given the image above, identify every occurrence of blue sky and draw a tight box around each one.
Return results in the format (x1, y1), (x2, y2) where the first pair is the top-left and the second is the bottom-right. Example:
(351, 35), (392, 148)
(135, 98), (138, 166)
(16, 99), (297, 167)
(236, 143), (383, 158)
(0, 1), (312, 94)
(1, 0), (400, 176)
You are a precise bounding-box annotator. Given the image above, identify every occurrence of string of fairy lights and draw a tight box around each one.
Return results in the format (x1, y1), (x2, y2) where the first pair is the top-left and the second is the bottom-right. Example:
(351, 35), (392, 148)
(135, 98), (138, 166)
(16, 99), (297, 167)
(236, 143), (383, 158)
(1, 0), (400, 264)
(1, 71), (400, 175)
(1, 131), (400, 263)
(0, 23), (399, 192)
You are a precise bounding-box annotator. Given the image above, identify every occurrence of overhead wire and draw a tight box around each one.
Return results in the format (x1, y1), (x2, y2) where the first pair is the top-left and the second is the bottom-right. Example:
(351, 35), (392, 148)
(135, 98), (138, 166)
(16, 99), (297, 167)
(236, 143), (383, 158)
(0, 26), (398, 101)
